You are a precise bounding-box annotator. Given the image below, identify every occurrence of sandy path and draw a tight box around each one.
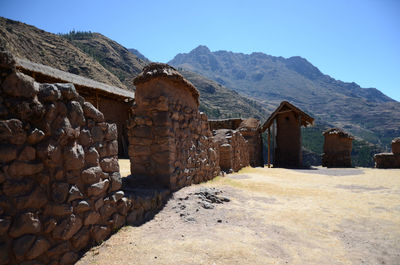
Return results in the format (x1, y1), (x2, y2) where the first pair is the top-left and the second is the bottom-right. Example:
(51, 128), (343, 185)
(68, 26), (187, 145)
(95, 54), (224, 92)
(78, 166), (400, 265)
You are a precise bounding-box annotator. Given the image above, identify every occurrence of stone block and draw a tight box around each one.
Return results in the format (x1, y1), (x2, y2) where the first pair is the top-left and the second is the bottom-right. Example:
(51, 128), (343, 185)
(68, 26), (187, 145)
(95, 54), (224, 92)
(2, 72), (39, 98)
(74, 200), (91, 214)
(44, 203), (73, 217)
(0, 119), (26, 145)
(27, 128), (45, 145)
(81, 166), (104, 184)
(7, 161), (44, 178)
(38, 83), (61, 102)
(25, 237), (51, 260)
(63, 142), (84, 171)
(100, 157), (119, 173)
(18, 146), (36, 161)
(84, 211), (101, 226)
(68, 101), (85, 127)
(105, 123), (118, 140)
(15, 187), (47, 210)
(109, 172), (122, 191)
(2, 178), (34, 196)
(91, 126), (104, 143)
(83, 102), (104, 122)
(59, 251), (78, 265)
(71, 227), (90, 250)
(13, 234), (36, 260)
(87, 179), (110, 197)
(91, 225), (111, 244)
(9, 212), (41, 238)
(56, 83), (79, 100)
(52, 182), (69, 203)
(0, 218), (11, 236)
(67, 185), (84, 202)
(52, 214), (82, 240)
(0, 144), (17, 163)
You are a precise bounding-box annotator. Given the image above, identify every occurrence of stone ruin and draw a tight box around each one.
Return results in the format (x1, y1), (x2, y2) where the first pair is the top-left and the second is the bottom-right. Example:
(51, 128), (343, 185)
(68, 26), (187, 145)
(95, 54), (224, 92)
(209, 118), (264, 172)
(128, 63), (220, 191)
(374, 138), (400, 168)
(322, 128), (354, 168)
(212, 129), (249, 172)
(0, 52), (168, 265)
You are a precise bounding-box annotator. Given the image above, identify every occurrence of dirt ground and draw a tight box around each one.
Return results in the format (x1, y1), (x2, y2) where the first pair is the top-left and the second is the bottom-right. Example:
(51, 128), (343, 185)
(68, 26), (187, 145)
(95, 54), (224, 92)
(78, 163), (400, 265)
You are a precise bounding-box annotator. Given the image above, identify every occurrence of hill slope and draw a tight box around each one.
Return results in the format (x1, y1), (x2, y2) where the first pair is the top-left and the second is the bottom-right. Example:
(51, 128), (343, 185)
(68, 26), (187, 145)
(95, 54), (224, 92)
(0, 17), (268, 121)
(0, 17), (125, 88)
(169, 45), (400, 148)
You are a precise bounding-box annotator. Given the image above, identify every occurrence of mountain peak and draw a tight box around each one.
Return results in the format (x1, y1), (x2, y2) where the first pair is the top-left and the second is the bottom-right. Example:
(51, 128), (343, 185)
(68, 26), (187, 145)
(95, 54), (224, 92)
(191, 45), (211, 54)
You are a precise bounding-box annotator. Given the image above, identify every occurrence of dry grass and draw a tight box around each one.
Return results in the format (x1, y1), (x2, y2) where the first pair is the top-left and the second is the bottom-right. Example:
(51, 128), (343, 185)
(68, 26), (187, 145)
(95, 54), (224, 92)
(78, 166), (400, 265)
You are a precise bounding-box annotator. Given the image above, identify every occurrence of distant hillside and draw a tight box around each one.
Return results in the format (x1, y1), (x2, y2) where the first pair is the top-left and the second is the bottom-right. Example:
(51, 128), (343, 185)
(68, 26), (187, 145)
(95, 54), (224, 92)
(0, 17), (125, 88)
(169, 45), (400, 148)
(0, 17), (268, 121)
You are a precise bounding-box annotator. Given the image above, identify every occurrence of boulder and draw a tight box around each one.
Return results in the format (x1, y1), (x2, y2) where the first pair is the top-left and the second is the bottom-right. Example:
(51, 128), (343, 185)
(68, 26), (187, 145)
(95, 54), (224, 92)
(55, 83), (79, 100)
(38, 83), (61, 102)
(87, 179), (110, 197)
(91, 225), (110, 244)
(71, 227), (90, 250)
(0, 119), (26, 145)
(68, 101), (85, 127)
(13, 234), (36, 260)
(100, 157), (119, 173)
(52, 182), (69, 203)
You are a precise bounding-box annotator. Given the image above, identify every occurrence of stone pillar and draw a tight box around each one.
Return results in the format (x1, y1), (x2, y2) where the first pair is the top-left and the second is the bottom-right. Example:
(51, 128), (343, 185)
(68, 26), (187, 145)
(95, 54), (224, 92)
(237, 118), (264, 167)
(128, 63), (220, 190)
(322, 128), (353, 168)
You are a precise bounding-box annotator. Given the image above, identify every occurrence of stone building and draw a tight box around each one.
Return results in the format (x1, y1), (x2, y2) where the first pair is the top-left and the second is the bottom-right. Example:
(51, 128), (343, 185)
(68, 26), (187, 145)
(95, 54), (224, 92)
(128, 63), (220, 191)
(209, 118), (264, 168)
(262, 101), (314, 168)
(6, 55), (134, 157)
(322, 128), (354, 168)
(212, 129), (250, 172)
(374, 138), (400, 168)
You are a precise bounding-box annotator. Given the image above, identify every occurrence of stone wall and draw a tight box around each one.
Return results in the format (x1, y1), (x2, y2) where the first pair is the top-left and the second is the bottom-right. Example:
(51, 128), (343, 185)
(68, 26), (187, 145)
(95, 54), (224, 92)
(374, 138), (400, 168)
(128, 63), (220, 191)
(0, 58), (168, 265)
(212, 129), (250, 172)
(322, 128), (353, 168)
(209, 118), (264, 168)
(274, 111), (302, 168)
(237, 118), (263, 167)
(209, 118), (243, 131)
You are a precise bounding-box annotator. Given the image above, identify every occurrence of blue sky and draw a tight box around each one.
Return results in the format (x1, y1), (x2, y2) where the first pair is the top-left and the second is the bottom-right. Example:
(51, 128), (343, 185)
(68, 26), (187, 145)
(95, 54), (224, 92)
(1, 0), (399, 101)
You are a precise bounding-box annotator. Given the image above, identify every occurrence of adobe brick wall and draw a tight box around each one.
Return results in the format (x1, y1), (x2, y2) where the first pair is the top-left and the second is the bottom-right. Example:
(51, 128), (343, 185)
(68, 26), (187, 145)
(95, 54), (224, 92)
(128, 63), (220, 191)
(322, 128), (353, 168)
(212, 129), (250, 172)
(0, 57), (168, 265)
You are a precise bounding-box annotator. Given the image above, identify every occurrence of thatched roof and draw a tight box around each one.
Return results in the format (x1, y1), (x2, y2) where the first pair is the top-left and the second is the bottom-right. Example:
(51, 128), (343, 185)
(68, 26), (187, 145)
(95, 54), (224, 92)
(0, 51), (134, 101)
(261, 101), (314, 132)
(323, 128), (354, 139)
(133, 63), (199, 105)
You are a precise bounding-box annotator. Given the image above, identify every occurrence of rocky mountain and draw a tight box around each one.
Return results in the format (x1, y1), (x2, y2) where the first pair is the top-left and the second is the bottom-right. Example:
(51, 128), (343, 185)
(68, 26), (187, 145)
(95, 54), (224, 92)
(0, 16), (269, 120)
(169, 45), (400, 148)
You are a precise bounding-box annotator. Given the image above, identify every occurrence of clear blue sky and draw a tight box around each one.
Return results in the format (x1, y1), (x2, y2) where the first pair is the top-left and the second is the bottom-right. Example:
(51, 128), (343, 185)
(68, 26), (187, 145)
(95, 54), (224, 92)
(1, 0), (399, 101)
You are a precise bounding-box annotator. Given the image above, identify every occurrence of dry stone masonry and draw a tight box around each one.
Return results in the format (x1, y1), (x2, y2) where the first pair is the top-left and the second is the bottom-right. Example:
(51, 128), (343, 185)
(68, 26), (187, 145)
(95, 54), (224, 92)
(209, 118), (264, 171)
(128, 63), (220, 191)
(322, 128), (353, 168)
(212, 129), (249, 172)
(0, 52), (168, 265)
(374, 137), (400, 168)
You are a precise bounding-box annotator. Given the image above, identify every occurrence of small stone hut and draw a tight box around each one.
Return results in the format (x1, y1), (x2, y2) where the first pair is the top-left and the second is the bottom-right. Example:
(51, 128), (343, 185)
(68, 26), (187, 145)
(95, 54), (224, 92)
(262, 101), (314, 168)
(128, 63), (220, 190)
(322, 128), (354, 168)
(7, 55), (134, 157)
(212, 129), (250, 172)
(374, 137), (400, 168)
(209, 118), (264, 168)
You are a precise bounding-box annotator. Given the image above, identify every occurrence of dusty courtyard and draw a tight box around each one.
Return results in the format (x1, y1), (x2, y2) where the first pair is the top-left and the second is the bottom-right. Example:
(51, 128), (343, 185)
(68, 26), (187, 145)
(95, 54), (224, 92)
(78, 163), (400, 265)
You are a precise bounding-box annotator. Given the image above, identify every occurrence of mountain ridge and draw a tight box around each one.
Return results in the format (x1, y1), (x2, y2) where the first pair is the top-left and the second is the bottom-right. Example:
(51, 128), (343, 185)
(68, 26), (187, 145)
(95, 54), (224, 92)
(168, 45), (400, 148)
